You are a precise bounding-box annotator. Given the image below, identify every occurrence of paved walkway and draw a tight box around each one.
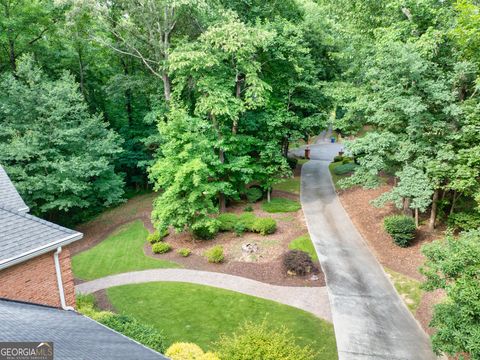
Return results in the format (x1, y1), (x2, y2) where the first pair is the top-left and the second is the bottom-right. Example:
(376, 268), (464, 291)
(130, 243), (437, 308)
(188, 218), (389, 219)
(298, 142), (435, 360)
(76, 269), (332, 321)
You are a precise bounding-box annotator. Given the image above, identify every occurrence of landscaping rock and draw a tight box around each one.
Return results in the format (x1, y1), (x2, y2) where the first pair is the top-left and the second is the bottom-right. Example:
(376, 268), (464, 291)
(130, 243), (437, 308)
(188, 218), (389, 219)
(241, 243), (259, 254)
(310, 274), (319, 281)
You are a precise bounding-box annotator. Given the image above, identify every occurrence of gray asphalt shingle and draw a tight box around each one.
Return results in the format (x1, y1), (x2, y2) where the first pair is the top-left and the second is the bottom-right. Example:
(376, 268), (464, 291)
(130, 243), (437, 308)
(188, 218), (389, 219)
(0, 165), (29, 213)
(0, 299), (167, 360)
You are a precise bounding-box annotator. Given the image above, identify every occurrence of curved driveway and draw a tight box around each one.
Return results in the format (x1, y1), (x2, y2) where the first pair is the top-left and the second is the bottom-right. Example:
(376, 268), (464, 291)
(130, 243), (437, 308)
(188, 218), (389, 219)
(76, 268), (332, 321)
(299, 142), (435, 360)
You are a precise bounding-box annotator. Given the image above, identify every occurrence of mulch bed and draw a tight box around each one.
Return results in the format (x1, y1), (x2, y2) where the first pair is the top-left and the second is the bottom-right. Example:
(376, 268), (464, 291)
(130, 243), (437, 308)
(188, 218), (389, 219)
(336, 184), (444, 333)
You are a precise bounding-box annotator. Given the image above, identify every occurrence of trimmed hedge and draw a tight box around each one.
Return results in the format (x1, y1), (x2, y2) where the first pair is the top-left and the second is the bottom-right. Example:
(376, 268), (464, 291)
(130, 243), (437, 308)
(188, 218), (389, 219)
(192, 219), (220, 240)
(217, 212), (276, 236)
(383, 215), (416, 247)
(177, 248), (191, 257)
(166, 342), (220, 360)
(152, 242), (172, 254)
(147, 229), (169, 244)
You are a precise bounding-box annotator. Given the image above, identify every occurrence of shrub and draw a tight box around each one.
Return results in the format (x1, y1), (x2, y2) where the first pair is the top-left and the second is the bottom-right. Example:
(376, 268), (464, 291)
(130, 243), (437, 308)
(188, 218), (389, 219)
(252, 218), (277, 235)
(243, 205), (253, 212)
(215, 321), (316, 360)
(166, 342), (220, 360)
(177, 248), (191, 257)
(233, 222), (246, 236)
(333, 155), (344, 162)
(192, 218), (220, 240)
(283, 250), (317, 276)
(152, 242), (172, 254)
(447, 212), (480, 231)
(342, 157), (353, 164)
(238, 212), (256, 229)
(333, 163), (357, 175)
(246, 187), (263, 203)
(147, 229), (169, 244)
(261, 198), (301, 213)
(286, 157), (298, 170)
(384, 215), (416, 247)
(205, 245), (224, 263)
(217, 213), (238, 232)
(101, 314), (167, 353)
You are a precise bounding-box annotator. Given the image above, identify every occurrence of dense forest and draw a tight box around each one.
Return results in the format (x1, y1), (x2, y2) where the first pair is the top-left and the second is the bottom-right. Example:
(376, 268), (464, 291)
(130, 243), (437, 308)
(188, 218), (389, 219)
(1, 1), (480, 357)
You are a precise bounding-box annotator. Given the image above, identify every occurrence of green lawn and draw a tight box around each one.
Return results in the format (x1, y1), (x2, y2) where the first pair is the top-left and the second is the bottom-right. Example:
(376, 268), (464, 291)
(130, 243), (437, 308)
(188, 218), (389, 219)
(384, 267), (423, 314)
(107, 282), (337, 358)
(72, 220), (179, 280)
(289, 234), (318, 261)
(328, 161), (351, 190)
(262, 198), (302, 213)
(273, 176), (301, 194)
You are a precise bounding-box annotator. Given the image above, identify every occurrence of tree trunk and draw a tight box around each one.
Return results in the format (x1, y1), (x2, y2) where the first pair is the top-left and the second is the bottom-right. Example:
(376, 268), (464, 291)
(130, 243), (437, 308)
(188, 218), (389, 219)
(428, 189), (439, 231)
(78, 47), (86, 98)
(403, 198), (413, 217)
(450, 190), (458, 215)
(267, 188), (271, 203)
(415, 208), (419, 228)
(232, 73), (242, 134)
(162, 73), (171, 102)
(8, 39), (16, 73)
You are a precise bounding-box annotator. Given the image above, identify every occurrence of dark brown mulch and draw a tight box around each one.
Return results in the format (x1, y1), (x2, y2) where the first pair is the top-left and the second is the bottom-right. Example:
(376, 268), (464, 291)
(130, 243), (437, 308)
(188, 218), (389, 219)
(92, 289), (116, 312)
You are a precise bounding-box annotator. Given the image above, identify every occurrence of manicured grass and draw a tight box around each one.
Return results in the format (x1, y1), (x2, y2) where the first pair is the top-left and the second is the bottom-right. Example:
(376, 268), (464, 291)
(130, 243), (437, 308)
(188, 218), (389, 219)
(273, 176), (301, 194)
(289, 234), (318, 261)
(262, 198), (301, 213)
(297, 158), (309, 166)
(384, 267), (423, 314)
(107, 282), (337, 358)
(72, 220), (179, 280)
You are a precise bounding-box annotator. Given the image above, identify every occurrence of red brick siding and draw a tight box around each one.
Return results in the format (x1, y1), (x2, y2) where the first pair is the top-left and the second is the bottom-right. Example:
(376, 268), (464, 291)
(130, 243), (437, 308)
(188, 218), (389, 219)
(0, 249), (76, 308)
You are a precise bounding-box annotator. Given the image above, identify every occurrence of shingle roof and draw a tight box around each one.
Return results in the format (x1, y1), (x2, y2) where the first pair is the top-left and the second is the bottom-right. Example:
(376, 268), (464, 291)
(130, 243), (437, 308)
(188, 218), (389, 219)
(0, 206), (83, 269)
(0, 299), (167, 360)
(0, 165), (29, 213)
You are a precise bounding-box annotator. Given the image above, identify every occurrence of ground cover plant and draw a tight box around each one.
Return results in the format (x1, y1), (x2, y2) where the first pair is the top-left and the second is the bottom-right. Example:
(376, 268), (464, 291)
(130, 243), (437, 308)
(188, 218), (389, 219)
(261, 198), (301, 213)
(72, 220), (179, 280)
(106, 282), (338, 358)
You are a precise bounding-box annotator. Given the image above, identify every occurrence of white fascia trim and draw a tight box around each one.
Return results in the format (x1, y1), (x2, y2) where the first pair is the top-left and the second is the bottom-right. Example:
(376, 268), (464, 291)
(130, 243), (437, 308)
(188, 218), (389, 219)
(0, 233), (83, 271)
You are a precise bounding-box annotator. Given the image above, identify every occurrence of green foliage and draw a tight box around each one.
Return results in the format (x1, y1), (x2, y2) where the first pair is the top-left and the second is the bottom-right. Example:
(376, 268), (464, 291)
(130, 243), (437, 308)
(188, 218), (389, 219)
(217, 213), (239, 232)
(233, 222), (246, 237)
(243, 205), (253, 212)
(447, 211), (480, 231)
(76, 294), (167, 353)
(238, 213), (256, 229)
(177, 248), (192, 257)
(246, 187), (263, 203)
(166, 343), (219, 360)
(283, 250), (317, 276)
(333, 155), (344, 162)
(332, 163), (357, 175)
(421, 230), (480, 359)
(287, 157), (298, 170)
(147, 229), (169, 244)
(289, 234), (318, 261)
(251, 218), (277, 236)
(383, 215), (416, 247)
(191, 218), (221, 240)
(262, 198), (301, 213)
(215, 321), (317, 360)
(152, 242), (172, 254)
(204, 246), (224, 263)
(0, 56), (124, 221)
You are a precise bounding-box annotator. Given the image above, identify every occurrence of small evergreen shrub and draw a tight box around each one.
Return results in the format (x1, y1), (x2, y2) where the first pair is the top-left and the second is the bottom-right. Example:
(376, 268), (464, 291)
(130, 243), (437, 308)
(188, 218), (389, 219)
(243, 205), (253, 212)
(246, 187), (263, 203)
(166, 342), (219, 360)
(252, 218), (277, 235)
(215, 321), (316, 360)
(333, 163), (357, 175)
(205, 245), (224, 263)
(152, 242), (172, 254)
(218, 213), (238, 231)
(192, 219), (220, 240)
(233, 222), (246, 236)
(147, 229), (169, 244)
(342, 157), (353, 164)
(177, 248), (191, 257)
(383, 215), (416, 247)
(283, 250), (317, 276)
(333, 155), (344, 162)
(287, 157), (298, 170)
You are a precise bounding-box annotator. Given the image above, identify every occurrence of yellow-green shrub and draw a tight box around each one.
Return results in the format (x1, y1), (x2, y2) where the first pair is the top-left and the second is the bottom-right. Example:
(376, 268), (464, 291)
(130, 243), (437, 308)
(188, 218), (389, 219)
(165, 343), (220, 360)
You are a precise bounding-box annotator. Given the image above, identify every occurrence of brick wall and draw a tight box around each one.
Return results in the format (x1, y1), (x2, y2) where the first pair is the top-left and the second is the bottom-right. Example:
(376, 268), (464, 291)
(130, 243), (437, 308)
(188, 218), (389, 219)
(0, 249), (76, 308)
